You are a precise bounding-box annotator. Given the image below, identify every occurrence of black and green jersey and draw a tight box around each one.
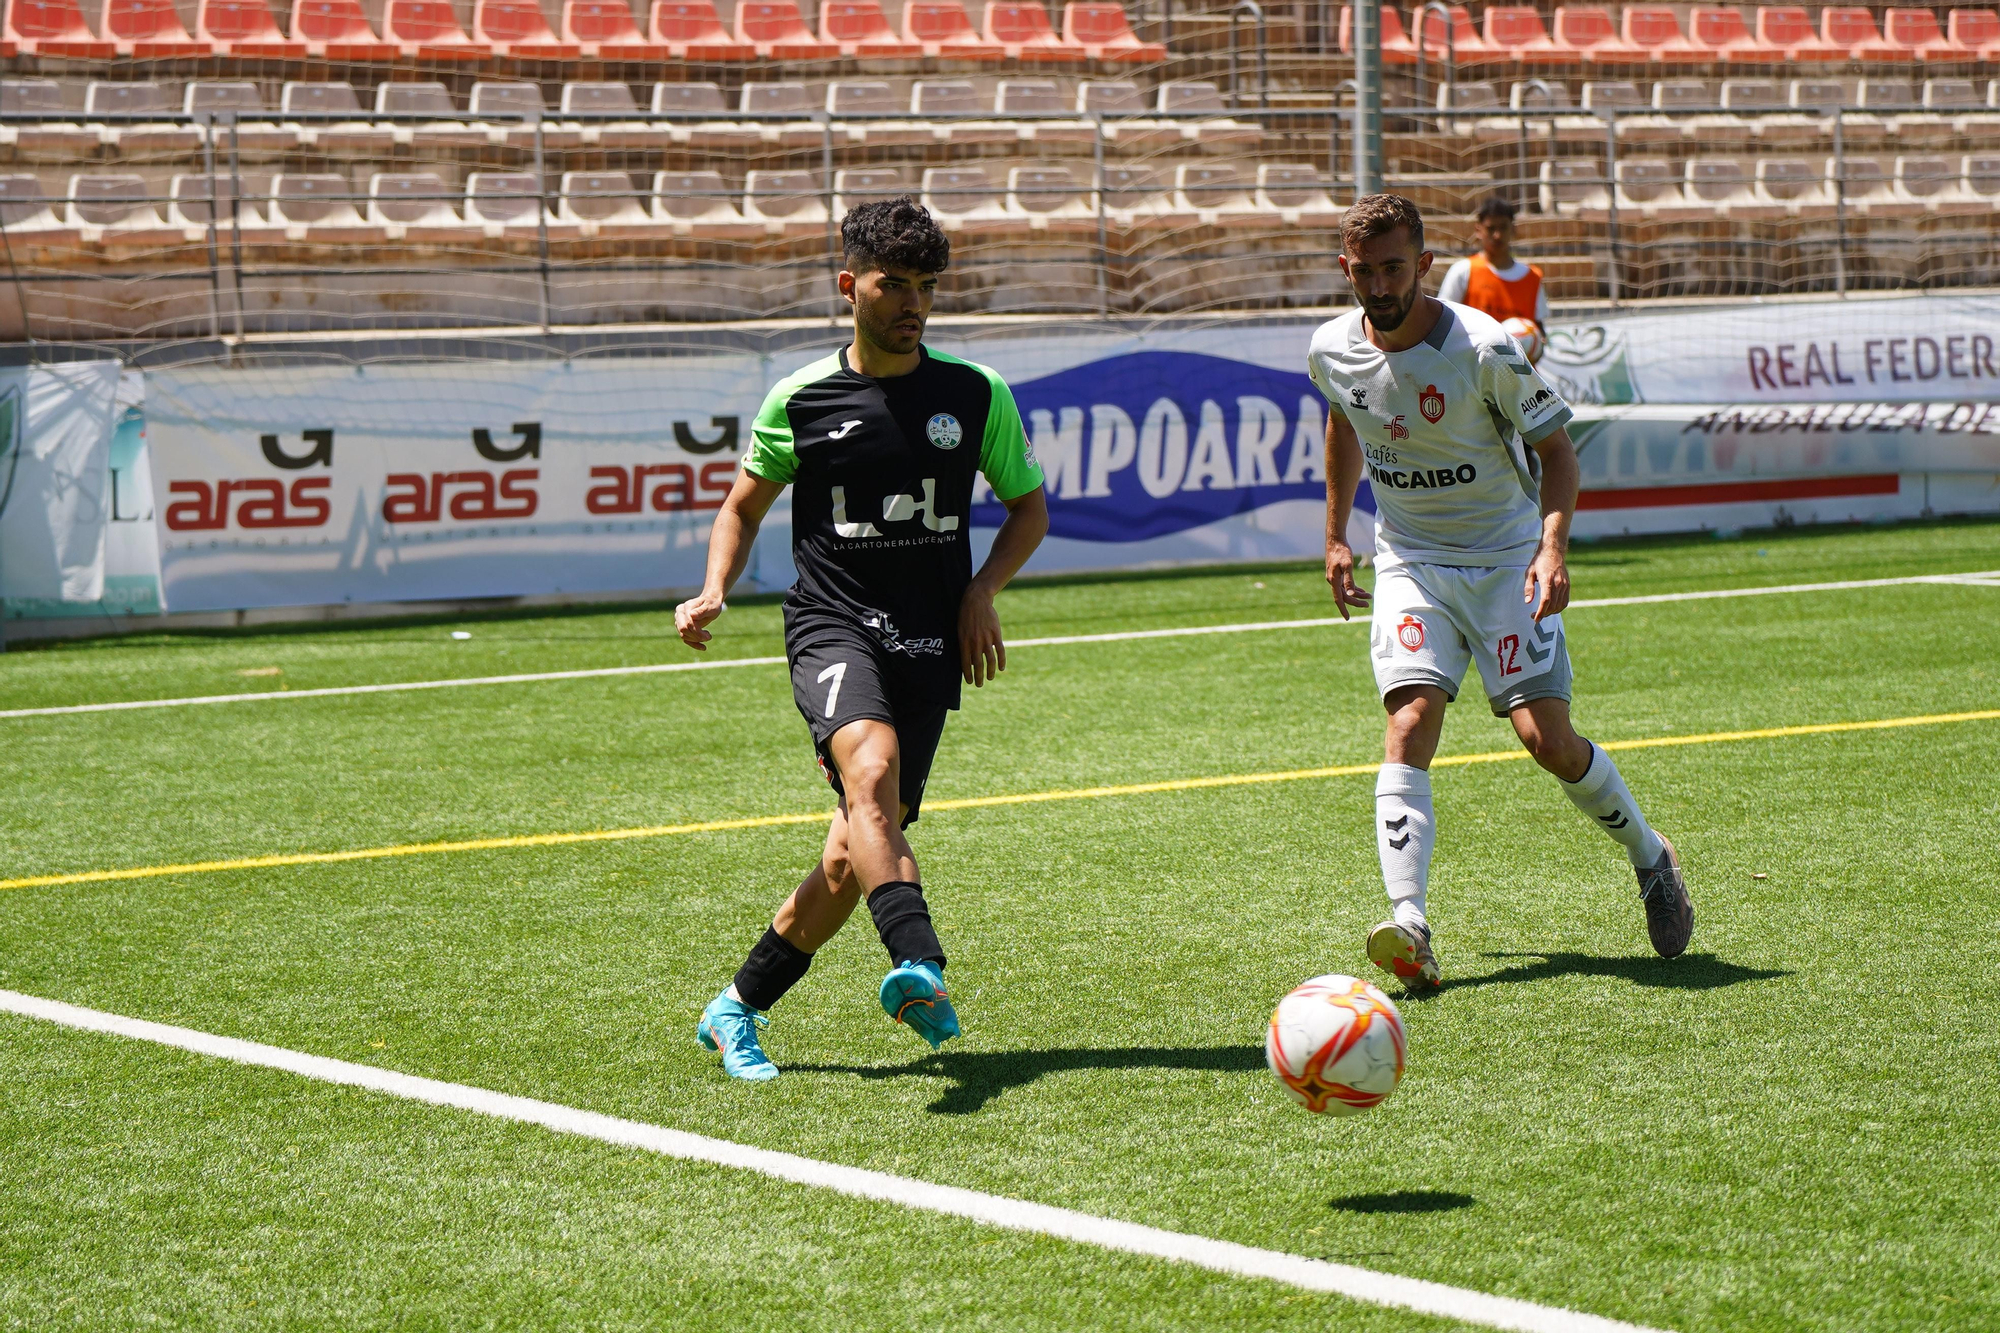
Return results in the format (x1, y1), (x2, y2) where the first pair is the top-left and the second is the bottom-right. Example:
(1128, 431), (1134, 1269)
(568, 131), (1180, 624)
(745, 344), (1043, 702)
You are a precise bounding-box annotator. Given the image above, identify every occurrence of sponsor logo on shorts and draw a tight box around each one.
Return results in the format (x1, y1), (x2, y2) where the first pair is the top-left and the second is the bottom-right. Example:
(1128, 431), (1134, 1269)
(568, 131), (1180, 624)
(1367, 462), (1478, 490)
(1396, 616), (1426, 652)
(1419, 384), (1446, 423)
(925, 413), (963, 450)
(1520, 387), (1557, 416)
(1387, 414), (1410, 441)
(861, 612), (946, 658)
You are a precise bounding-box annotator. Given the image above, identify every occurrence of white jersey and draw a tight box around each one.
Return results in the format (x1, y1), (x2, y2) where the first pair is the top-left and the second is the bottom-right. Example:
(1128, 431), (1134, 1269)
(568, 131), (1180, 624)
(1307, 301), (1573, 569)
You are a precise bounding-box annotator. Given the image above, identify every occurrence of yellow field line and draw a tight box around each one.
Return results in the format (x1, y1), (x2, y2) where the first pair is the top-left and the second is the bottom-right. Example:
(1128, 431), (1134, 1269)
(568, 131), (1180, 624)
(5, 707), (1996, 894)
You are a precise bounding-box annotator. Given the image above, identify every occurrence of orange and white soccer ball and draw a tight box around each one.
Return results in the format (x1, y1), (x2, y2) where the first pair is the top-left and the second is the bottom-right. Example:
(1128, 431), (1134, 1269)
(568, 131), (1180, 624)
(1500, 316), (1546, 365)
(1265, 974), (1406, 1115)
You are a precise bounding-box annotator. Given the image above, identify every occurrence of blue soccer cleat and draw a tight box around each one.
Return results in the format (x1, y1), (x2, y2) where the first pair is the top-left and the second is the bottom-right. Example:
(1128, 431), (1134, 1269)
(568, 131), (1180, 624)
(696, 991), (779, 1081)
(879, 960), (959, 1049)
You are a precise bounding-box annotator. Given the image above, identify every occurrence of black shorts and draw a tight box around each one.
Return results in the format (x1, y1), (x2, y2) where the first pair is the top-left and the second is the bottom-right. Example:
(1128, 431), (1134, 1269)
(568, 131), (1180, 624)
(788, 621), (951, 828)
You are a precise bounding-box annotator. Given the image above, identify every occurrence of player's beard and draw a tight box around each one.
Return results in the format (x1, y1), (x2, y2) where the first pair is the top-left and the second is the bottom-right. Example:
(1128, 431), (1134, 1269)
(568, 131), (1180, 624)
(858, 301), (925, 357)
(1362, 284), (1421, 334)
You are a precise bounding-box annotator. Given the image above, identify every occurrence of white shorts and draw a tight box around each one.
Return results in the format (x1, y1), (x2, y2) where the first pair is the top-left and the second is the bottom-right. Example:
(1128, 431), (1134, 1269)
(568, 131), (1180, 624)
(1369, 561), (1573, 717)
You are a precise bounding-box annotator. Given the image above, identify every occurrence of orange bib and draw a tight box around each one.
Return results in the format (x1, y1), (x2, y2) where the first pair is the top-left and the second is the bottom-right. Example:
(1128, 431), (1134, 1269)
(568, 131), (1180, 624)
(1462, 254), (1543, 327)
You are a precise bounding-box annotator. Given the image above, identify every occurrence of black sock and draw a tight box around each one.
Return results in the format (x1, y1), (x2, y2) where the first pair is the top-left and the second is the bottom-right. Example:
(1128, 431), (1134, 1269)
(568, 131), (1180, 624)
(731, 926), (812, 1012)
(866, 880), (946, 970)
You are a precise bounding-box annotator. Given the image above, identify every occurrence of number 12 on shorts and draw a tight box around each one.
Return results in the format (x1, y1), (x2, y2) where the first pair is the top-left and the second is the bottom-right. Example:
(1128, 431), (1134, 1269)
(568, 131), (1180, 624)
(1496, 634), (1522, 676)
(817, 661), (848, 718)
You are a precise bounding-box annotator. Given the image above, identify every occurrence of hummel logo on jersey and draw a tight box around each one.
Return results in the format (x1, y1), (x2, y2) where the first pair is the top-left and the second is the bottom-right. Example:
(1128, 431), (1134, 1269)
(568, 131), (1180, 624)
(828, 419), (862, 440)
(1384, 814), (1412, 851)
(1350, 387), (1367, 409)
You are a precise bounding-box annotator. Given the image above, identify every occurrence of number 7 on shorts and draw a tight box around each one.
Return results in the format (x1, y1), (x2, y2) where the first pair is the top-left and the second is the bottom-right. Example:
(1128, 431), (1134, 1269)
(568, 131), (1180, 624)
(817, 661), (847, 718)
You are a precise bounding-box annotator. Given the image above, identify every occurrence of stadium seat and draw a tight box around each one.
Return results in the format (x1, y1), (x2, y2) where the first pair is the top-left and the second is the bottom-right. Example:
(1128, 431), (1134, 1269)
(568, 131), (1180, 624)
(384, 0), (491, 59)
(1177, 164), (1269, 222)
(734, 0), (837, 57)
(562, 0), (667, 56)
(1156, 81), (1262, 148)
(1878, 9), (1962, 60)
(651, 83), (756, 149)
(1788, 77), (1850, 128)
(559, 170), (656, 233)
(911, 81), (1019, 144)
(650, 0), (753, 56)
(1925, 78), (2000, 134)
(465, 171), (566, 234)
(1062, 3), (1165, 61)
(7, 0), (117, 56)
(184, 83), (295, 152)
(290, 0), (396, 58)
(1255, 164), (1341, 221)
(833, 167), (907, 214)
(476, 0), (580, 56)
(1946, 10), (2000, 59)
(167, 172), (267, 230)
(281, 82), (393, 151)
(1100, 164), (1193, 225)
(1539, 157), (1610, 217)
(1718, 78), (1818, 144)
(202, 0), (310, 53)
(1754, 7), (1846, 61)
(996, 79), (1097, 143)
(269, 173), (385, 240)
(0, 80), (96, 156)
(819, 0), (921, 55)
(1079, 82), (1180, 150)
(85, 83), (205, 152)
(377, 82), (485, 147)
(1410, 4), (1501, 64)
(1511, 80), (1600, 141)
(104, 0), (210, 55)
(1483, 7), (1577, 64)
(1819, 7), (1893, 61)
(1893, 155), (1981, 214)
(0, 174), (76, 239)
(1007, 164), (1094, 225)
(829, 82), (929, 147)
(923, 167), (1011, 228)
(900, 0), (1003, 57)
(1838, 156), (1926, 217)
(1685, 8), (1781, 63)
(1753, 158), (1836, 217)
(1962, 153), (2000, 204)
(1437, 80), (1509, 139)
(368, 172), (474, 237)
(1339, 5), (1417, 63)
(472, 82), (580, 147)
(743, 169), (828, 232)
(1581, 80), (1679, 143)
(66, 173), (177, 242)
(653, 170), (759, 236)
(563, 83), (670, 147)
(1614, 158), (1708, 219)
(1551, 6), (1647, 62)
(1849, 77), (1914, 140)
(1683, 157), (1777, 217)
(738, 82), (827, 148)
(984, 1), (1086, 61)
(1620, 8), (1702, 60)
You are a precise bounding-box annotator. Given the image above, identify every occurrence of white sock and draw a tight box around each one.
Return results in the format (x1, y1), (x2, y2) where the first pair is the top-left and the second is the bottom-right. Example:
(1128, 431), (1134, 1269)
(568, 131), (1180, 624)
(724, 983), (744, 1003)
(1376, 764), (1435, 933)
(1561, 742), (1666, 868)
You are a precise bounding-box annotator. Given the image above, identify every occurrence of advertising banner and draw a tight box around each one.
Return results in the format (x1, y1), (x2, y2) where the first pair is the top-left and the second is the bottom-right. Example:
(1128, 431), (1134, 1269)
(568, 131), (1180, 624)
(0, 360), (121, 605)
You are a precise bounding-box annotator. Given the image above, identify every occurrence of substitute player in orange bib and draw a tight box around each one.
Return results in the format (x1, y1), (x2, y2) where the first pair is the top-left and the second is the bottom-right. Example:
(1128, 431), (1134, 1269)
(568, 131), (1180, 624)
(1437, 195), (1548, 347)
(1307, 194), (1692, 990)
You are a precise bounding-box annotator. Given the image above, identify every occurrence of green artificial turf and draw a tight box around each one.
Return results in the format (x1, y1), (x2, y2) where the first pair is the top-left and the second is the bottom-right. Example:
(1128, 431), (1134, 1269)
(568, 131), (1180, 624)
(1, 519), (1997, 1331)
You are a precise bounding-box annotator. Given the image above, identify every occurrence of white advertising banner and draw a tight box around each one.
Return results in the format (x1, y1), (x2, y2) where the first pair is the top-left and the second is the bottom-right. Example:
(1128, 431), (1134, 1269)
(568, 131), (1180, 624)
(0, 360), (121, 605)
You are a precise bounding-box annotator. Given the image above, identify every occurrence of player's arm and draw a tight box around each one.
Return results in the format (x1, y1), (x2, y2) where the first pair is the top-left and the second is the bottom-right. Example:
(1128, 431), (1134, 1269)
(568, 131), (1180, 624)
(960, 485), (1049, 688)
(675, 469), (785, 650)
(1524, 427), (1579, 622)
(1324, 410), (1372, 619)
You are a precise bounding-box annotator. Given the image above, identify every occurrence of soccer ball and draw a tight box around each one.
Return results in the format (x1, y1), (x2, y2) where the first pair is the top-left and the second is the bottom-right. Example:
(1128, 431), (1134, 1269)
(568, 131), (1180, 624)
(1500, 316), (1545, 365)
(1265, 974), (1406, 1115)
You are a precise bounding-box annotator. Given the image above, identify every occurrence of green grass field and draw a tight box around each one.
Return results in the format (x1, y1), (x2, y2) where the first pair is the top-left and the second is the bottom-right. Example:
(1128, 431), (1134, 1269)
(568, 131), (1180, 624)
(2, 519), (1997, 1332)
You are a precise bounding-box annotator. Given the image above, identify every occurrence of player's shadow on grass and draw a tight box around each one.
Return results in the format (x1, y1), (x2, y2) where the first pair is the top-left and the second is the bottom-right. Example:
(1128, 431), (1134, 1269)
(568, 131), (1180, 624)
(790, 1044), (1266, 1115)
(1329, 1190), (1475, 1215)
(1442, 951), (1790, 995)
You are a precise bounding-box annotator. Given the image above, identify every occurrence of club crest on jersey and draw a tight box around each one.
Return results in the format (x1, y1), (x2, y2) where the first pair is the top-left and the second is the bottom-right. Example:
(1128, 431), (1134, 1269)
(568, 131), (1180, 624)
(1396, 616), (1426, 652)
(1419, 384), (1446, 423)
(1387, 414), (1409, 441)
(925, 413), (963, 450)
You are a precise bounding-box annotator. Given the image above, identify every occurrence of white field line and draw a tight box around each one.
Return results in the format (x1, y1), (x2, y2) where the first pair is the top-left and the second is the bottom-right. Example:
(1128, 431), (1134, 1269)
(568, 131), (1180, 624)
(0, 988), (1669, 1333)
(2, 569), (1994, 723)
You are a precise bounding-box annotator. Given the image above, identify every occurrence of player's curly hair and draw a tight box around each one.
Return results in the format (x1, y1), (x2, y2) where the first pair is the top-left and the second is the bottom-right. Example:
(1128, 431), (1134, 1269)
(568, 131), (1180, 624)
(841, 197), (951, 276)
(1341, 193), (1425, 255)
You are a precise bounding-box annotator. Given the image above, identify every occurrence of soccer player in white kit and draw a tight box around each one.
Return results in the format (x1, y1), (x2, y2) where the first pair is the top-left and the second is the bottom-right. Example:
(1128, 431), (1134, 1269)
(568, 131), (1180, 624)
(1307, 194), (1692, 989)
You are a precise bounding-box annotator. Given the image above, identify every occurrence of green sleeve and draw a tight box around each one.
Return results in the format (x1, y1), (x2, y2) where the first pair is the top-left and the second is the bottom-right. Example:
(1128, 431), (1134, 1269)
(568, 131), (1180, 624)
(743, 381), (798, 485)
(977, 371), (1044, 502)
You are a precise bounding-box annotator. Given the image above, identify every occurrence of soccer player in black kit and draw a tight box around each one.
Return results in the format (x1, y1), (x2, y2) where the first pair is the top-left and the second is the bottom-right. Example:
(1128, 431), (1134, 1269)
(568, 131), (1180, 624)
(675, 199), (1050, 1080)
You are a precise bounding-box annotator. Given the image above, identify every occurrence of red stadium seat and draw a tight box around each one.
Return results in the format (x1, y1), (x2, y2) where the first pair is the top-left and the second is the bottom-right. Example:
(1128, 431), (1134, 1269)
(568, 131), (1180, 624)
(983, 1), (1086, 61)
(819, 0), (921, 56)
(7, 0), (117, 55)
(1408, 3), (1499, 63)
(649, 0), (753, 57)
(476, 0), (579, 55)
(1338, 5), (1417, 64)
(1947, 9), (2000, 58)
(104, 0), (211, 55)
(1062, 3), (1165, 61)
(197, 0), (307, 55)
(733, 0), (837, 57)
(1878, 9), (1960, 60)
(563, 0), (669, 56)
(1550, 7), (1648, 63)
(1685, 8), (1781, 63)
(1820, 7), (1896, 61)
(902, 0), (1003, 57)
(1755, 6), (1848, 61)
(1620, 7), (1702, 59)
(290, 0), (396, 58)
(385, 0), (491, 58)
(1483, 7), (1578, 64)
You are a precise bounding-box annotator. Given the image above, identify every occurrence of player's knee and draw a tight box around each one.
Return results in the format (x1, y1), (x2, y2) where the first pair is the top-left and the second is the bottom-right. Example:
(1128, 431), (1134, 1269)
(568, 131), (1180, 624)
(1518, 725), (1574, 773)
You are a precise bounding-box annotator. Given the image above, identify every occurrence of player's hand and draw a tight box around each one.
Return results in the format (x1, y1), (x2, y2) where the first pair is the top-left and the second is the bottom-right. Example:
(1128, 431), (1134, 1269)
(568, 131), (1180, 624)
(674, 591), (726, 651)
(958, 585), (1006, 687)
(1524, 545), (1570, 622)
(1325, 540), (1372, 621)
